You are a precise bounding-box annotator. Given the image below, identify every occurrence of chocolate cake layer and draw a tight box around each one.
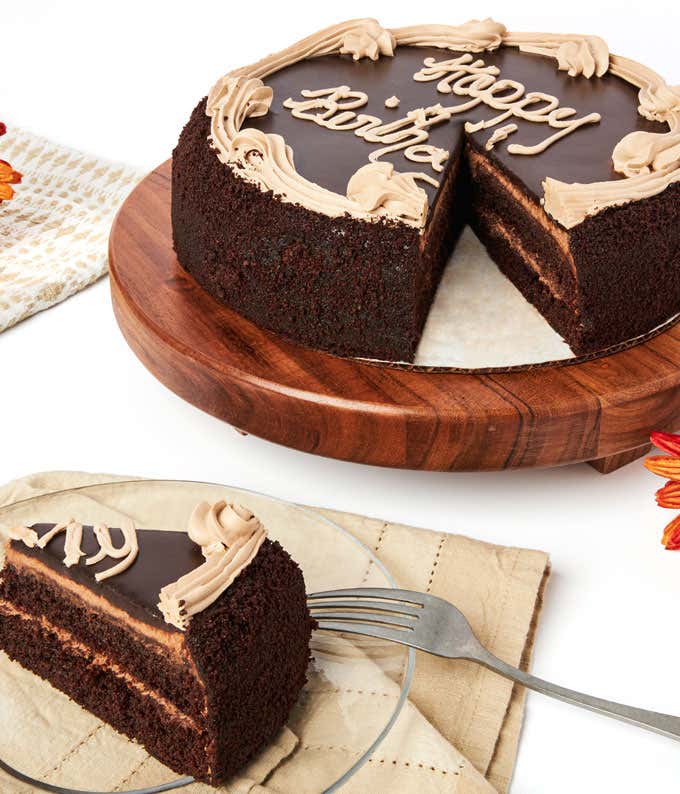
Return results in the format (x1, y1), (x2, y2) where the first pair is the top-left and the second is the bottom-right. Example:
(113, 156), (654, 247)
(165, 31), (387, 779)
(467, 144), (586, 350)
(0, 600), (210, 780)
(470, 209), (585, 352)
(172, 30), (680, 362)
(0, 524), (314, 785)
(0, 553), (205, 718)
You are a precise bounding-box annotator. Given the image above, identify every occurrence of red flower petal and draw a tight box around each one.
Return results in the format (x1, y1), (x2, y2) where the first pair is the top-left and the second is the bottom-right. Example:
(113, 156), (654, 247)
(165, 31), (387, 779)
(651, 431), (680, 457)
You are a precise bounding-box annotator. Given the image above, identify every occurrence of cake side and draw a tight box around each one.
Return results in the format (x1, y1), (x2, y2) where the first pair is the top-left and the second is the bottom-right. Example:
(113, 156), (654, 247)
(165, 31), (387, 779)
(172, 100), (452, 361)
(0, 592), (211, 779)
(186, 538), (314, 783)
(0, 548), (206, 718)
(569, 180), (680, 351)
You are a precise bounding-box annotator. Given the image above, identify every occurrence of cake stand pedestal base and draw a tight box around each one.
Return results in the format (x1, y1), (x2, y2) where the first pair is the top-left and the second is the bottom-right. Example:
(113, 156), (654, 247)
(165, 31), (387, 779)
(587, 444), (653, 474)
(109, 161), (680, 474)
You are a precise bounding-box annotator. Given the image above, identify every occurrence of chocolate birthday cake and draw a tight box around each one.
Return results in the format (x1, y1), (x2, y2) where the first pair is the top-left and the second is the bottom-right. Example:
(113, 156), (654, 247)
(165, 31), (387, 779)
(0, 502), (313, 784)
(172, 18), (680, 362)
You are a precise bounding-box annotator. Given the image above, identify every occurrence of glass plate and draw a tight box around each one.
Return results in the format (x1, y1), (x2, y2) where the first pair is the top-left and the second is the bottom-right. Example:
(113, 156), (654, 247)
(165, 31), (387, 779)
(0, 478), (414, 794)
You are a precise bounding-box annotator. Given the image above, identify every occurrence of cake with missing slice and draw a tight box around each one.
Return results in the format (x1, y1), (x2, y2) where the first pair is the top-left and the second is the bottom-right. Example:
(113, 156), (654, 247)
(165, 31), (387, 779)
(172, 18), (680, 361)
(0, 501), (313, 785)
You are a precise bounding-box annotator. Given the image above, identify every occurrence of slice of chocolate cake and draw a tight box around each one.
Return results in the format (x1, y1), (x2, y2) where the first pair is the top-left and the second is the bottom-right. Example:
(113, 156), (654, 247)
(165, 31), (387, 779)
(0, 502), (313, 785)
(172, 18), (680, 361)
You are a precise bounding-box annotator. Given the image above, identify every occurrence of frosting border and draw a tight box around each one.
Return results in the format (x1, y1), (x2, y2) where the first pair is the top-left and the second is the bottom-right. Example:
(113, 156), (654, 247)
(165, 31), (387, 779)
(205, 18), (680, 230)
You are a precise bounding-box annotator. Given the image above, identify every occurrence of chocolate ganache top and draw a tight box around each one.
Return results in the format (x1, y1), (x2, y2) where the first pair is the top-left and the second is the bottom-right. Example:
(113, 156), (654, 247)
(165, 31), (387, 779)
(14, 524), (204, 632)
(247, 46), (664, 207)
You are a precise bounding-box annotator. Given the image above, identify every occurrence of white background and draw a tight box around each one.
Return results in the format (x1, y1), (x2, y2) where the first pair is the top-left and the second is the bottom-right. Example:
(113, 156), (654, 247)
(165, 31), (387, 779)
(2, 2), (680, 791)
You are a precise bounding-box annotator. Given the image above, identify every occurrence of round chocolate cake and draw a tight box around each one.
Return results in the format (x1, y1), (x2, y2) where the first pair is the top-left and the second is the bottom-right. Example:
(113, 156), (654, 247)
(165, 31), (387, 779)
(172, 18), (680, 362)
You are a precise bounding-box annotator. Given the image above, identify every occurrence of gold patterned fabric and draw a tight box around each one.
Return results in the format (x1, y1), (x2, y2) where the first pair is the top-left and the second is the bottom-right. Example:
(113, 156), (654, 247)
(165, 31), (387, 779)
(0, 128), (142, 332)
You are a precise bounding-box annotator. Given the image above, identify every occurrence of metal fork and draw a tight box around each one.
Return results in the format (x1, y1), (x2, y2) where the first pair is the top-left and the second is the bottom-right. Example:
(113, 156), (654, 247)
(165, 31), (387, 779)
(308, 587), (680, 741)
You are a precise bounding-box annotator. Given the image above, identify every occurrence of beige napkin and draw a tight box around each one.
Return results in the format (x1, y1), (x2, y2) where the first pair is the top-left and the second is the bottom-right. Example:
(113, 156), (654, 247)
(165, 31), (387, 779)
(0, 472), (549, 793)
(0, 127), (142, 332)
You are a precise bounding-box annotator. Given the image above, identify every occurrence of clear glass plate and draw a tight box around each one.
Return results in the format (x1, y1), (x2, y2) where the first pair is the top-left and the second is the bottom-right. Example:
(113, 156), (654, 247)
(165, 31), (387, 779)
(0, 478), (414, 794)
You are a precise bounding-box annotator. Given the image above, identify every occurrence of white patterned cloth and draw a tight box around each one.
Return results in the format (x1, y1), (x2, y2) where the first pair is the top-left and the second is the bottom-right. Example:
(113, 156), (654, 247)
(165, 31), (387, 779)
(0, 127), (142, 332)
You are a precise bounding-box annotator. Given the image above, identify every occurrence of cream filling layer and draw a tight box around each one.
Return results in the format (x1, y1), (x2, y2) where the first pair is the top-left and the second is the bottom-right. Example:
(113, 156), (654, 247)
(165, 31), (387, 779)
(0, 598), (204, 731)
(4, 548), (189, 662)
(482, 210), (578, 310)
(467, 146), (572, 261)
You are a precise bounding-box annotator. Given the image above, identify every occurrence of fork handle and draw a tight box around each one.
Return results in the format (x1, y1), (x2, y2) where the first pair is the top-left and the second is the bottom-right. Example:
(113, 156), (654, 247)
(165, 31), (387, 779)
(471, 647), (680, 741)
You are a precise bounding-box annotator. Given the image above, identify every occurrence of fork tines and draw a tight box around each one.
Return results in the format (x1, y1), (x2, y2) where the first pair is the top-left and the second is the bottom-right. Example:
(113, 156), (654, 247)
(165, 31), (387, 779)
(308, 587), (425, 632)
(309, 587), (427, 604)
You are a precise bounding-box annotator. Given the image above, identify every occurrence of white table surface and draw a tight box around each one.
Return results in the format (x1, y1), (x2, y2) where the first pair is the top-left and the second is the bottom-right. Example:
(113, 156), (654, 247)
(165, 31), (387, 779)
(2, 2), (680, 791)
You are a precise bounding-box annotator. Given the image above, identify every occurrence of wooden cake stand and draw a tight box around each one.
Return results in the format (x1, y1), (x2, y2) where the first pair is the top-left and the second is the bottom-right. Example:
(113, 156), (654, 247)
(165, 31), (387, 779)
(109, 161), (680, 473)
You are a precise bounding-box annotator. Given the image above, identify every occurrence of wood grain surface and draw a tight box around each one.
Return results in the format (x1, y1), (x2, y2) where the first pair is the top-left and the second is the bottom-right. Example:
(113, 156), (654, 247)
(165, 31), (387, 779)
(108, 161), (680, 472)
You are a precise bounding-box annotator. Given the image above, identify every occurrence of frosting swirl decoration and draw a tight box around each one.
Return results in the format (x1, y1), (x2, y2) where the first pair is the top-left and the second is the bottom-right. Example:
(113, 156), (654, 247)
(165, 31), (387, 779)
(391, 19), (506, 52)
(340, 21), (395, 61)
(543, 166), (680, 229)
(610, 56), (680, 122)
(208, 76), (273, 149)
(613, 130), (680, 177)
(347, 163), (428, 225)
(504, 33), (609, 78)
(158, 501), (266, 631)
(188, 501), (262, 555)
(555, 39), (609, 79)
(230, 19), (399, 80)
(639, 83), (680, 122)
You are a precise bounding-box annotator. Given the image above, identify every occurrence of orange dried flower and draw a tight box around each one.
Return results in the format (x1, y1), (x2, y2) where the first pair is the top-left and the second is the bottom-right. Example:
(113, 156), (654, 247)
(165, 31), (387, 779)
(0, 160), (22, 201)
(644, 455), (680, 480)
(655, 480), (680, 508)
(0, 122), (22, 202)
(662, 514), (680, 550)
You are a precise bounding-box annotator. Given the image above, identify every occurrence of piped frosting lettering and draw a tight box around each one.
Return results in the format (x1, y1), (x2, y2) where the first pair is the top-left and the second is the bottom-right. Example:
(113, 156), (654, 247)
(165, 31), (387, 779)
(282, 54), (601, 185)
(413, 54), (601, 154)
(8, 518), (139, 581)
